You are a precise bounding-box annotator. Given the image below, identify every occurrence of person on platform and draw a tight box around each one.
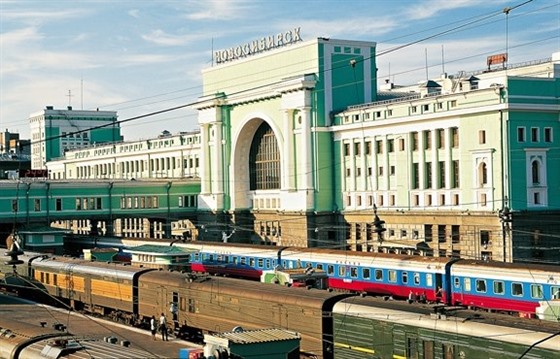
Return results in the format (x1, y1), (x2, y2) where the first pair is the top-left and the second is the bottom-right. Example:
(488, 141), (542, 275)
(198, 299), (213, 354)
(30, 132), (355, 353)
(221, 230), (235, 243)
(159, 313), (168, 341)
(150, 315), (157, 340)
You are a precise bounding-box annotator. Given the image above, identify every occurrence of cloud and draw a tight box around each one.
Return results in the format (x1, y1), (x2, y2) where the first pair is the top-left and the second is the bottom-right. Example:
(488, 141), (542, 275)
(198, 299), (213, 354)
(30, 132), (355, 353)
(181, 0), (253, 21)
(1, 7), (91, 25)
(128, 9), (140, 19)
(403, 0), (506, 20)
(141, 29), (208, 46)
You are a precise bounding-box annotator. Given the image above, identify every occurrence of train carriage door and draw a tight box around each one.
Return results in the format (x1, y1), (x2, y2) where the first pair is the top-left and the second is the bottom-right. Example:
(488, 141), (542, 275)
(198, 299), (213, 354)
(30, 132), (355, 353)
(406, 334), (419, 359)
(435, 273), (443, 300)
(170, 292), (178, 329)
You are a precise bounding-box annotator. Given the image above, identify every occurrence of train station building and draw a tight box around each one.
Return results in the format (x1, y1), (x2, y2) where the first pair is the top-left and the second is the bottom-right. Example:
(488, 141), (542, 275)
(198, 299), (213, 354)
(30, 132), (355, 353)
(4, 31), (560, 264)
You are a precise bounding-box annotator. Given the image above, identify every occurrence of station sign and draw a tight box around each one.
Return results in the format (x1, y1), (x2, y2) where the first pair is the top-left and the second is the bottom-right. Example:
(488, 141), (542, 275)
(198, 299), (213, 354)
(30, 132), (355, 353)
(214, 27), (302, 64)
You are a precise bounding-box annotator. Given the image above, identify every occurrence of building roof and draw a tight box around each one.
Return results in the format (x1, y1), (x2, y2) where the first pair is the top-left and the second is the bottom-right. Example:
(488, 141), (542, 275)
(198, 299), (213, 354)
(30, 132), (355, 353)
(123, 244), (197, 256)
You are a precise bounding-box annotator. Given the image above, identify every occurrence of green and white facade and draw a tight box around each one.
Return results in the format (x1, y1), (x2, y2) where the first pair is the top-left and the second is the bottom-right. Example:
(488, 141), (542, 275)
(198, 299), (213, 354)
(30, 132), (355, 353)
(194, 34), (560, 262)
(194, 36), (377, 246)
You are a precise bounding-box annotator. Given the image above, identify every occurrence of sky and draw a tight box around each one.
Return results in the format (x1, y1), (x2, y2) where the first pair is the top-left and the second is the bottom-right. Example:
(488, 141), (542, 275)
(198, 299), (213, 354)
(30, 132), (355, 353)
(1, 0), (559, 141)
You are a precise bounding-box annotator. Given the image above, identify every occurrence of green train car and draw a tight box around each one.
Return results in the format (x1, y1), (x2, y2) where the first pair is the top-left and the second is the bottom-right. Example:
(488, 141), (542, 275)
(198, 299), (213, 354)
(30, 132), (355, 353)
(333, 297), (559, 359)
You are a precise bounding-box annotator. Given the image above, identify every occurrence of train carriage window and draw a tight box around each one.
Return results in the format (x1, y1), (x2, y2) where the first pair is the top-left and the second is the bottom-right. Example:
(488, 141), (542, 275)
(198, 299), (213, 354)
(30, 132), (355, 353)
(240, 257), (246, 265)
(188, 298), (195, 313)
(224, 256), (230, 263)
(362, 268), (370, 279)
(194, 253), (199, 261)
(375, 269), (383, 281)
(476, 279), (487, 293)
(327, 265), (334, 275)
(316, 263), (323, 270)
(454, 277), (460, 288)
(464, 278), (471, 292)
(180, 297), (186, 311)
(217, 255), (223, 262)
(426, 274), (433, 287)
(233, 257), (238, 264)
(493, 281), (505, 295)
(249, 258), (255, 267)
(266, 259), (271, 268)
(338, 266), (346, 277)
(551, 286), (560, 299)
(272, 259), (276, 267)
(257, 258), (263, 268)
(402, 271), (408, 284)
(350, 267), (358, 278)
(512, 283), (523, 297)
(414, 273), (420, 285)
(53, 274), (58, 286)
(208, 254), (214, 262)
(40, 272), (44, 282)
(46, 273), (50, 285)
(388, 270), (397, 283)
(531, 284), (543, 299)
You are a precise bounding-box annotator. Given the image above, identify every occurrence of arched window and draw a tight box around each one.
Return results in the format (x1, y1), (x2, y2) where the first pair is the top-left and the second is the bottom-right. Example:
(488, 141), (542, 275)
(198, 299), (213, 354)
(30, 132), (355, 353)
(478, 162), (487, 186)
(532, 160), (540, 184)
(249, 122), (280, 190)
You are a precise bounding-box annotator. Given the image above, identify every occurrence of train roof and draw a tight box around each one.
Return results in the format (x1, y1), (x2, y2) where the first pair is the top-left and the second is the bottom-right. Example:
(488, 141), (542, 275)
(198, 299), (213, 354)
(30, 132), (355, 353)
(281, 247), (452, 271)
(31, 255), (151, 279)
(140, 270), (350, 307)
(451, 259), (560, 282)
(333, 296), (560, 352)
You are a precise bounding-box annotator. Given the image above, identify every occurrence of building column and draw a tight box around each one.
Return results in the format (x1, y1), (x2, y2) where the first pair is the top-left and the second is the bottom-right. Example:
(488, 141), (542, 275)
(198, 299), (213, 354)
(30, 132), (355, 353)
(200, 123), (210, 195)
(300, 106), (313, 190)
(213, 119), (224, 196)
(282, 109), (295, 191)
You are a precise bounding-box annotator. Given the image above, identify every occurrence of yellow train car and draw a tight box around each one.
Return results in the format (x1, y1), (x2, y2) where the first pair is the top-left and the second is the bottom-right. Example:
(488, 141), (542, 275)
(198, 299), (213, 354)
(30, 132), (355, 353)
(30, 256), (153, 320)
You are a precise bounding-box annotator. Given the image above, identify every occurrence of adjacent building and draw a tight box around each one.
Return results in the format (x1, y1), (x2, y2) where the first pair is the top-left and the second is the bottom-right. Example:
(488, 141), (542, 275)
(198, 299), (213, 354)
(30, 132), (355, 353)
(29, 106), (121, 169)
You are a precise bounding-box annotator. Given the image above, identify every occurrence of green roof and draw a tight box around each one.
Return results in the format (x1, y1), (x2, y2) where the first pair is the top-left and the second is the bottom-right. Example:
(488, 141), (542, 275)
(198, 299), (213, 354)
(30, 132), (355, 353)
(124, 244), (197, 256)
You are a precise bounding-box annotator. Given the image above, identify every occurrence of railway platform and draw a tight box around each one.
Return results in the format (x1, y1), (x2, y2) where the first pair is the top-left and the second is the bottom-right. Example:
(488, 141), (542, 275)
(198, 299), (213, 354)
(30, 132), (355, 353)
(0, 292), (201, 358)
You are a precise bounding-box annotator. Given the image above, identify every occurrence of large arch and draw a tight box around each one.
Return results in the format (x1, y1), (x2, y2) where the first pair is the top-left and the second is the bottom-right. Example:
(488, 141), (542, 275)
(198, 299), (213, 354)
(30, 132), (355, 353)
(230, 113), (284, 210)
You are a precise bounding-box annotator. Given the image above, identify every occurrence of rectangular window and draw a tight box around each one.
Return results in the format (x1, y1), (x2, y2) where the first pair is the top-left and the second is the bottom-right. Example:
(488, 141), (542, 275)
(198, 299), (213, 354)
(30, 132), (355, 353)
(414, 273), (420, 285)
(464, 278), (471, 291)
(354, 142), (361, 156)
(350, 267), (358, 278)
(494, 281), (505, 295)
(365, 141), (372, 155)
(56, 198), (62, 211)
(479, 130), (486, 144)
(544, 127), (552, 143)
(338, 266), (346, 277)
(388, 270), (397, 282)
(77, 198), (82, 210)
(512, 283), (524, 297)
(399, 138), (405, 151)
(452, 160), (459, 188)
(517, 127), (526, 142)
(480, 230), (490, 246)
(388, 139), (394, 153)
(476, 279), (487, 293)
(451, 225), (460, 243)
(437, 129), (445, 149)
(412, 163), (419, 189)
(451, 127), (459, 148)
(362, 268), (370, 279)
(34, 199), (41, 212)
(376, 140), (383, 154)
(531, 127), (539, 142)
(344, 143), (350, 156)
(439, 161), (445, 189)
(402, 271), (408, 284)
(426, 162), (432, 189)
(375, 269), (383, 281)
(531, 284), (543, 299)
(412, 132), (418, 151)
(424, 131), (431, 150)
